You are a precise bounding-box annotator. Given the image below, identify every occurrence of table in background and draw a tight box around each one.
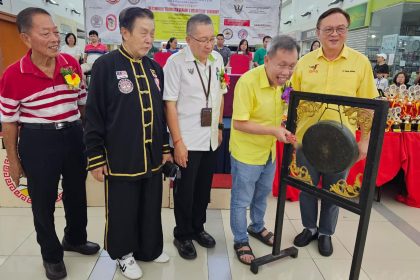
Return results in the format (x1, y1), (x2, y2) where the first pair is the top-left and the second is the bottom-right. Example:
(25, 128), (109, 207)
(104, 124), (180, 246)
(272, 132), (420, 208)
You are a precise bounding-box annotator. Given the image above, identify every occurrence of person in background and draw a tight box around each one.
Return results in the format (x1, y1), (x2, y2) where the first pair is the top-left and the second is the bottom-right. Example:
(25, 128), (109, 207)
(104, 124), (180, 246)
(375, 69), (389, 92)
(236, 39), (253, 61)
(166, 37), (179, 54)
(84, 7), (171, 280)
(0, 7), (99, 280)
(413, 68), (420, 85)
(393, 71), (410, 87)
(81, 30), (108, 74)
(373, 53), (389, 79)
(253, 35), (272, 67)
(229, 35), (298, 265)
(61, 32), (82, 62)
(214, 33), (231, 66)
(291, 7), (377, 257)
(164, 14), (226, 261)
(310, 40), (321, 52)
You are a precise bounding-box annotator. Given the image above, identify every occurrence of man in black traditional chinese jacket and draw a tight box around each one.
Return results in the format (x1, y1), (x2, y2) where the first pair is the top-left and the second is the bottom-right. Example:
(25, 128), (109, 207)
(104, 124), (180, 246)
(84, 7), (171, 280)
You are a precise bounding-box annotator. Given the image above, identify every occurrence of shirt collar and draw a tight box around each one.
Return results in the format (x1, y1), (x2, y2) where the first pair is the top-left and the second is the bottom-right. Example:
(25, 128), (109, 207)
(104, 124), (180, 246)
(316, 45), (349, 61)
(20, 49), (69, 76)
(185, 45), (216, 64)
(259, 65), (272, 89)
(119, 44), (143, 62)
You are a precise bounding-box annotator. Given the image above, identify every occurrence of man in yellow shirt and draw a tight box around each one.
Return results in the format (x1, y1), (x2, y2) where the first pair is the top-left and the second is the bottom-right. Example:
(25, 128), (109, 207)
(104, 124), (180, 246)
(291, 8), (377, 257)
(229, 36), (299, 265)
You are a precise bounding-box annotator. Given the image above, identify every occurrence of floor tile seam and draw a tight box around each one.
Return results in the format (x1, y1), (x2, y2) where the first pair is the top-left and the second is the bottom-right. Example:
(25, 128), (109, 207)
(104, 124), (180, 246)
(373, 203), (420, 246)
(9, 229), (36, 257)
(311, 257), (327, 280)
(207, 209), (232, 280)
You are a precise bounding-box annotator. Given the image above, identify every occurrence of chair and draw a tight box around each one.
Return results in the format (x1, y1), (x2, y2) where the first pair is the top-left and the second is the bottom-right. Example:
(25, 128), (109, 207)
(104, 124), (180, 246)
(229, 54), (250, 75)
(153, 51), (172, 67)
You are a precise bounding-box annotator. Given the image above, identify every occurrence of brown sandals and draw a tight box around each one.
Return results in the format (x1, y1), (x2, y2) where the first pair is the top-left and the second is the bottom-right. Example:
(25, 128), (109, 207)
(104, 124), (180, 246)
(233, 242), (255, 265)
(247, 226), (274, 246)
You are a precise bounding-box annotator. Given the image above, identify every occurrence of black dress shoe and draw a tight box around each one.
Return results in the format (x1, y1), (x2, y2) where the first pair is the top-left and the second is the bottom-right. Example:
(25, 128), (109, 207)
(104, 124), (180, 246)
(43, 260), (67, 280)
(318, 235), (333, 256)
(173, 239), (197, 260)
(293, 228), (318, 247)
(193, 231), (216, 248)
(62, 238), (100, 255)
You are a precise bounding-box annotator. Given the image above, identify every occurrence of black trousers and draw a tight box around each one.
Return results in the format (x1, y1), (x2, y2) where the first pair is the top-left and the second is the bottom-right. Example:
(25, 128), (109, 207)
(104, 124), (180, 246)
(173, 150), (217, 241)
(105, 172), (163, 261)
(18, 124), (88, 263)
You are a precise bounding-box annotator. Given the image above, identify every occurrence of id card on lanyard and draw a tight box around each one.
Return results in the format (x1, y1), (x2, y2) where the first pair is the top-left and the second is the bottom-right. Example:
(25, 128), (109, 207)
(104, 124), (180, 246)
(195, 61), (212, 127)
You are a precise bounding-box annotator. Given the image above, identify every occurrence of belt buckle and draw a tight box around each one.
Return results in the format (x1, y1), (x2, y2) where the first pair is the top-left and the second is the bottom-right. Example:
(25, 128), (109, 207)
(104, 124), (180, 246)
(54, 122), (65, 130)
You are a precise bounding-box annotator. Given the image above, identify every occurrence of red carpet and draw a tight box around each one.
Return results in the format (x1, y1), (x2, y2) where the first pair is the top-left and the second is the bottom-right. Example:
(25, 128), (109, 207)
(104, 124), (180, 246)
(211, 173), (232, 189)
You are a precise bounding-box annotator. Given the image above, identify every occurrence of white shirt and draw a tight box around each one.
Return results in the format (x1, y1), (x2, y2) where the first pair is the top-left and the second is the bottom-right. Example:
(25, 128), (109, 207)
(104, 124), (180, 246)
(163, 46), (227, 151)
(375, 77), (389, 91)
(61, 45), (82, 60)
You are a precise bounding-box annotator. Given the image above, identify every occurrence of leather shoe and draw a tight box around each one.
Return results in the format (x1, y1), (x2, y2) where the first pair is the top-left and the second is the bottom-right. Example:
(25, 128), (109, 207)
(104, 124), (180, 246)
(293, 228), (318, 247)
(62, 238), (100, 255)
(318, 235), (333, 256)
(193, 231), (216, 248)
(173, 239), (197, 260)
(43, 260), (67, 280)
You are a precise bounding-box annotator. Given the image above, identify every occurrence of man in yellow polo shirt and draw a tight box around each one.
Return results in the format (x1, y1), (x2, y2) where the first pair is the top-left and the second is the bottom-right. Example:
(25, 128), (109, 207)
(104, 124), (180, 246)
(229, 35), (299, 265)
(291, 8), (377, 257)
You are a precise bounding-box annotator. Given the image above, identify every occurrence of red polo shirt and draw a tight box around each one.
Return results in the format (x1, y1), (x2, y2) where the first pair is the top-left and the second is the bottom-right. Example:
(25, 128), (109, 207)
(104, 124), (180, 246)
(0, 50), (86, 123)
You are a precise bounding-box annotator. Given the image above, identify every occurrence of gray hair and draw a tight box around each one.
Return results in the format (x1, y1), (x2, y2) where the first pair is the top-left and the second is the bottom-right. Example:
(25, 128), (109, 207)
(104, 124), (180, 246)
(267, 35), (300, 57)
(186, 14), (213, 35)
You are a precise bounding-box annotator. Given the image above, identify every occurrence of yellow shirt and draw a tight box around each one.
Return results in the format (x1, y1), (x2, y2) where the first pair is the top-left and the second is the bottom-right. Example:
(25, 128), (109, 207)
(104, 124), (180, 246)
(229, 65), (284, 165)
(291, 45), (378, 141)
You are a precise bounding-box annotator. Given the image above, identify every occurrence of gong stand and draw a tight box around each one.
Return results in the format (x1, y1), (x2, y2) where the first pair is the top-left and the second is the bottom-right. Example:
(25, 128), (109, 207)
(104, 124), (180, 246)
(250, 91), (388, 280)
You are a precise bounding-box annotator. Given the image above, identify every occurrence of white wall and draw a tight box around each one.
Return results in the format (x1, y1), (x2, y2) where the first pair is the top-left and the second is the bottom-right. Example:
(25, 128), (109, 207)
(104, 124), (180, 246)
(280, 0), (368, 36)
(1, 0), (85, 31)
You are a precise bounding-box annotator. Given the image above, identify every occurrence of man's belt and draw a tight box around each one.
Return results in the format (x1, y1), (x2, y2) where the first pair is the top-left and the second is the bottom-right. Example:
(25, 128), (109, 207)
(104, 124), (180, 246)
(21, 120), (82, 130)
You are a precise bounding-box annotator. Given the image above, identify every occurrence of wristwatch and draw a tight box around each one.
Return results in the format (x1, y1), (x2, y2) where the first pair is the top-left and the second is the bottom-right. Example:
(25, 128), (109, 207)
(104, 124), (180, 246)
(218, 123), (224, 130)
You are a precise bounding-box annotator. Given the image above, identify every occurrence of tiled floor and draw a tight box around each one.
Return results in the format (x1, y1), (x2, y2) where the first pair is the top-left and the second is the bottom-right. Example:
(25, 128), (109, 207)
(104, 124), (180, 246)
(0, 187), (419, 280)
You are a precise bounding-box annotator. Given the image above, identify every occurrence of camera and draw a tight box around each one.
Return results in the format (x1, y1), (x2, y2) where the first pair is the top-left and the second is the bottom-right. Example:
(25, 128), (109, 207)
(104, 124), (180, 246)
(162, 161), (179, 179)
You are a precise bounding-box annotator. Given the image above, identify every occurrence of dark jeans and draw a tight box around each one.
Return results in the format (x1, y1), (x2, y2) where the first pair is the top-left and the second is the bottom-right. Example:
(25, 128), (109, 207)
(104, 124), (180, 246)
(296, 149), (348, 235)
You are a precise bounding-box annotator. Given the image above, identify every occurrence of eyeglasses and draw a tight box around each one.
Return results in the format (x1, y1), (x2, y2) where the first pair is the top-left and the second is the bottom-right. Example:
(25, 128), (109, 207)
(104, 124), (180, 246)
(319, 26), (348, 35)
(189, 35), (216, 45)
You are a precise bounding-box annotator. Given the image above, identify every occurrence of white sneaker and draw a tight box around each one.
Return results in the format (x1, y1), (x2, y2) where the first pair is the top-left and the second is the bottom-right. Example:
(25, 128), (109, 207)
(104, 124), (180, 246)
(116, 253), (142, 279)
(153, 252), (170, 263)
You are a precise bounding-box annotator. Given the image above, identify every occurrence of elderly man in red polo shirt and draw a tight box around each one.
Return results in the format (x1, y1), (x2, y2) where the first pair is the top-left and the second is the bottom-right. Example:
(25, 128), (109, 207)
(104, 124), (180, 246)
(0, 7), (99, 280)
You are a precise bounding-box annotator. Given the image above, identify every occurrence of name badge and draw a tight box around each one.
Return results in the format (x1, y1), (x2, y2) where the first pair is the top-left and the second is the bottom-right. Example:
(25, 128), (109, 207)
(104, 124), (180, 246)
(201, 108), (212, 127)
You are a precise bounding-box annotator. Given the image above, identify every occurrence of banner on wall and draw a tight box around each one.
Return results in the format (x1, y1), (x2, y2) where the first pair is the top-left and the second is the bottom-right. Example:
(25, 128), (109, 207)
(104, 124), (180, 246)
(219, 0), (280, 46)
(84, 0), (220, 44)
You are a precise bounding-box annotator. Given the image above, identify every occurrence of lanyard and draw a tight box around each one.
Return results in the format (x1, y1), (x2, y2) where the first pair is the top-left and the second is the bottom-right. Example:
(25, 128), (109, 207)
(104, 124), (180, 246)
(194, 61), (211, 108)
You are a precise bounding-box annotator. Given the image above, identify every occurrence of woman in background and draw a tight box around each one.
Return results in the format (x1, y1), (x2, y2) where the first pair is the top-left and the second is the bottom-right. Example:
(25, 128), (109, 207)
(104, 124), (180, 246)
(310, 40), (321, 52)
(237, 39), (253, 62)
(393, 71), (410, 87)
(165, 37), (179, 54)
(61, 33), (82, 62)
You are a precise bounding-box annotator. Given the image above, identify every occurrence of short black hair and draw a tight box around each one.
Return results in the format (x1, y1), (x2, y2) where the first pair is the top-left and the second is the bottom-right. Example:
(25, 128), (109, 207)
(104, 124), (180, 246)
(88, 30), (98, 36)
(263, 36), (272, 43)
(216, 33), (224, 38)
(267, 35), (300, 57)
(65, 32), (77, 45)
(119, 7), (154, 33)
(16, 7), (50, 33)
(316, 8), (351, 29)
(186, 14), (212, 35)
